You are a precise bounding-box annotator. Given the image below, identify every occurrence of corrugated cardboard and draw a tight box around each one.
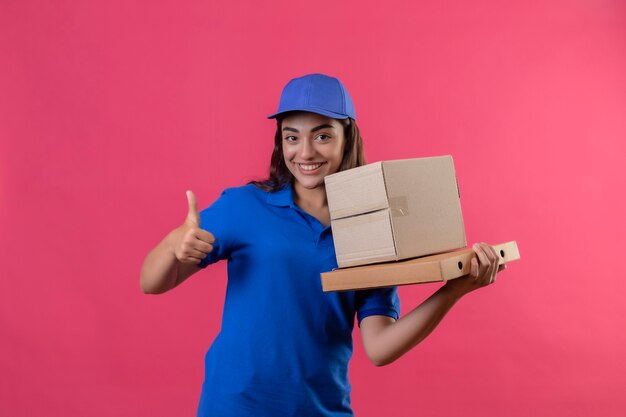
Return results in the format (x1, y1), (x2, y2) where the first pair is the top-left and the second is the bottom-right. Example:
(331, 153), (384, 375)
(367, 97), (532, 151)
(324, 155), (466, 268)
(321, 241), (520, 292)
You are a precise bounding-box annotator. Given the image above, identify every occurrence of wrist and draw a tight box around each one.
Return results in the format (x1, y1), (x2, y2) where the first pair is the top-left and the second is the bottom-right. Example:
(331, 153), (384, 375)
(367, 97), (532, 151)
(441, 280), (467, 300)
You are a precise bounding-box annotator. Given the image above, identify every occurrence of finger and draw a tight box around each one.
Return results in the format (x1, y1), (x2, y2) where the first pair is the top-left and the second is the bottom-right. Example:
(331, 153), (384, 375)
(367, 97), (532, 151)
(478, 246), (493, 285)
(186, 190), (200, 227)
(192, 239), (214, 254)
(179, 237), (209, 256)
(480, 243), (498, 283)
(480, 243), (498, 284)
(482, 243), (497, 263)
(186, 247), (210, 258)
(470, 257), (479, 279)
(195, 228), (215, 244)
(473, 244), (489, 278)
(486, 252), (497, 284)
(181, 256), (202, 265)
(485, 243), (501, 270)
(473, 243), (488, 265)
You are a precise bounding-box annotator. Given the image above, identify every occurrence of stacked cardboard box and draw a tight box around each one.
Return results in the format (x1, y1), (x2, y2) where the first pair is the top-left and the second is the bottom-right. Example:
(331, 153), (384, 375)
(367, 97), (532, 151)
(321, 155), (519, 292)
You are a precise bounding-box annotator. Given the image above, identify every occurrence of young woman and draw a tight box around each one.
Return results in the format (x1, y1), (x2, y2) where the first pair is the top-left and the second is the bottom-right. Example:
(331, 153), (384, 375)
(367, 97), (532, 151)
(140, 73), (504, 417)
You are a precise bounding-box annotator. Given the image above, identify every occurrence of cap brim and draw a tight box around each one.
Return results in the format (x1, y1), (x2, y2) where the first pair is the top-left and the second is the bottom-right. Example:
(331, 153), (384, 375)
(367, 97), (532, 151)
(267, 107), (351, 120)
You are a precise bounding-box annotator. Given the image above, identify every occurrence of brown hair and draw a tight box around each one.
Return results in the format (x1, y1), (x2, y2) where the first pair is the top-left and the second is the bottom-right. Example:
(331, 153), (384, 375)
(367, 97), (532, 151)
(248, 115), (366, 192)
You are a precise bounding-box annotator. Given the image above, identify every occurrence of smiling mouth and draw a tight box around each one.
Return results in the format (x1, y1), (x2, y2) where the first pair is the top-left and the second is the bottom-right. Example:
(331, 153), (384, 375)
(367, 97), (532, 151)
(297, 162), (326, 171)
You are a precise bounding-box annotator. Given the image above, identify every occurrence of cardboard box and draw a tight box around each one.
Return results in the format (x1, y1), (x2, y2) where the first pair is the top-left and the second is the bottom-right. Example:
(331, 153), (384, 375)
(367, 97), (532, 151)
(324, 155), (466, 268)
(321, 241), (520, 292)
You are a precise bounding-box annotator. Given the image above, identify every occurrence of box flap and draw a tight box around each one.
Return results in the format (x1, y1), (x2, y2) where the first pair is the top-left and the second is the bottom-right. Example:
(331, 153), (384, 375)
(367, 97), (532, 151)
(324, 162), (388, 220)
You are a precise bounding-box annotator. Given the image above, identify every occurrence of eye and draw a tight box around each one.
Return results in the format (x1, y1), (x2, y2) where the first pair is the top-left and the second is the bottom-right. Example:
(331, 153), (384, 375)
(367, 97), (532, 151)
(316, 134), (331, 141)
(283, 135), (297, 142)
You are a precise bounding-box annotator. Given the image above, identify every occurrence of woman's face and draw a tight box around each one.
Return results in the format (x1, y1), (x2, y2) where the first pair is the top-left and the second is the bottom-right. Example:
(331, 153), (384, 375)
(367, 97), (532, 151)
(281, 111), (346, 190)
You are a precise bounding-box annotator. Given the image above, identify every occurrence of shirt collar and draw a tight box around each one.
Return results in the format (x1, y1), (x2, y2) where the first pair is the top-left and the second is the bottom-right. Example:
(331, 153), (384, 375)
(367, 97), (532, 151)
(266, 183), (294, 207)
(266, 182), (333, 234)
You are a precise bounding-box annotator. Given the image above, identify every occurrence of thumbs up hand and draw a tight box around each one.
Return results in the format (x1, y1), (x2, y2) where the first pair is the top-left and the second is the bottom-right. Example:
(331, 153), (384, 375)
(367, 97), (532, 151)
(171, 190), (215, 265)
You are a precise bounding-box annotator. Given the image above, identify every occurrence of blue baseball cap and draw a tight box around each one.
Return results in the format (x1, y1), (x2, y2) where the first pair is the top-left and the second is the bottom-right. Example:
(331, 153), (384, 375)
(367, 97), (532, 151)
(267, 73), (356, 121)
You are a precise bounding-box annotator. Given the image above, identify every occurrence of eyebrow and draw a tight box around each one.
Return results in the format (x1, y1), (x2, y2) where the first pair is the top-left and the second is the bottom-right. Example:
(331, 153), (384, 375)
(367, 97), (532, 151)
(282, 124), (335, 133)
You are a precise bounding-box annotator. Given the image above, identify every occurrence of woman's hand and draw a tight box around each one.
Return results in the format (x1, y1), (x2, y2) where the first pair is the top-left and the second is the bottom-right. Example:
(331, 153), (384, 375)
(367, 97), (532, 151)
(169, 190), (216, 265)
(444, 242), (506, 297)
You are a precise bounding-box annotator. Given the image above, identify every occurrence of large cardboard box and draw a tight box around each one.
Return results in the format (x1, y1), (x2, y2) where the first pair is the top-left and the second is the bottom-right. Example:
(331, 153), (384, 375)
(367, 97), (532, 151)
(324, 155), (466, 268)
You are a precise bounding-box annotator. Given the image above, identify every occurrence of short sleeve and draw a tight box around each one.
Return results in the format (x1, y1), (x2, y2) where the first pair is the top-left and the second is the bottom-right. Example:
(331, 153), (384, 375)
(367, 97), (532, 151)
(355, 286), (401, 327)
(197, 189), (237, 268)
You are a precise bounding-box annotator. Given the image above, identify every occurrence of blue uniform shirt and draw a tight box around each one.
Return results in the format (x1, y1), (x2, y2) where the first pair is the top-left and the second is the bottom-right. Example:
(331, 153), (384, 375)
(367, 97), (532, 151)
(196, 183), (401, 417)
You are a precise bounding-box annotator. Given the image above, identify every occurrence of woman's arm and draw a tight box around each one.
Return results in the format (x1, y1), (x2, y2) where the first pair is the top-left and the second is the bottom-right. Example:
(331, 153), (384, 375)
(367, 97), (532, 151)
(140, 228), (203, 294)
(359, 242), (504, 366)
(140, 191), (215, 294)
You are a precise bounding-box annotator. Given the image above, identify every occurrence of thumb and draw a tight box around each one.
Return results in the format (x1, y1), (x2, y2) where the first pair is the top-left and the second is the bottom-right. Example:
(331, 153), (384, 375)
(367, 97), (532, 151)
(186, 190), (200, 227)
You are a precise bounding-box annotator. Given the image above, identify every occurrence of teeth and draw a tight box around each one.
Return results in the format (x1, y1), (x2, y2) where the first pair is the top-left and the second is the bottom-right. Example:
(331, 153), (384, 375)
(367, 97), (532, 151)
(299, 163), (323, 171)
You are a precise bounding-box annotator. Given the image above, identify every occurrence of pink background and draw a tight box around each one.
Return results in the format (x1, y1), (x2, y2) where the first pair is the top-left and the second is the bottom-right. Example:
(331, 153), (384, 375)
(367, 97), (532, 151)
(1, 1), (625, 416)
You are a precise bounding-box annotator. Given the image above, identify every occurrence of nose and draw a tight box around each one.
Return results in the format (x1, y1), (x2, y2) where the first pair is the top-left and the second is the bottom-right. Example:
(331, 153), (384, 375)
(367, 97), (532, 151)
(299, 138), (316, 160)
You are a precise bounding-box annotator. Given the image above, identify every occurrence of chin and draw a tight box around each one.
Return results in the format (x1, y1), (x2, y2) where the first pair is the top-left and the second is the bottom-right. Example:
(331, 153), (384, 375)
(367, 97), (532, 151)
(295, 177), (325, 189)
